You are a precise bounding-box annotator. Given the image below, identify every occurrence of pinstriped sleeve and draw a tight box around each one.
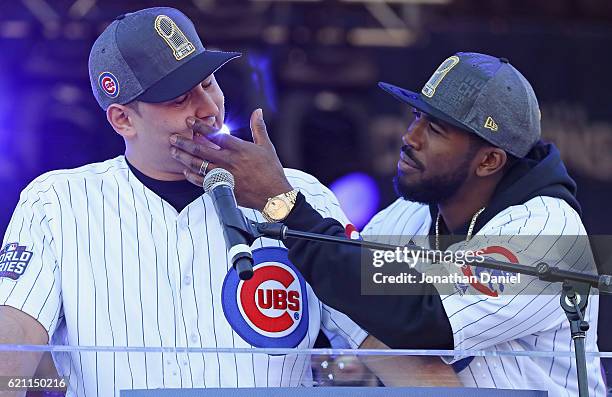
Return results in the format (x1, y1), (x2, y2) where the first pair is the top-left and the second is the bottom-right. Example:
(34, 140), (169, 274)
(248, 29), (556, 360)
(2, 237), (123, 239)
(439, 197), (590, 362)
(0, 184), (62, 340)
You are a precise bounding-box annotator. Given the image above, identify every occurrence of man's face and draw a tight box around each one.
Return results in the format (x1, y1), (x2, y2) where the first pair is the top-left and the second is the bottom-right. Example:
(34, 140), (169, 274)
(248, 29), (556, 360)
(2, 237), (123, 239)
(128, 74), (224, 176)
(394, 109), (480, 205)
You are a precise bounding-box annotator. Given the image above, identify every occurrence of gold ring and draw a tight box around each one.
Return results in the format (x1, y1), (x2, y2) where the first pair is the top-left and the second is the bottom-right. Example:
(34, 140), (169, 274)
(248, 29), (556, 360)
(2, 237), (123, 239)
(199, 160), (210, 176)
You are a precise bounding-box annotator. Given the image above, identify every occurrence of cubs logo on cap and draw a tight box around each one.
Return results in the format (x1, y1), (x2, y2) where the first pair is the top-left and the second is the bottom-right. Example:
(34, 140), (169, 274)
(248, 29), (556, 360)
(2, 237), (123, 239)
(98, 72), (119, 98)
(222, 247), (309, 348)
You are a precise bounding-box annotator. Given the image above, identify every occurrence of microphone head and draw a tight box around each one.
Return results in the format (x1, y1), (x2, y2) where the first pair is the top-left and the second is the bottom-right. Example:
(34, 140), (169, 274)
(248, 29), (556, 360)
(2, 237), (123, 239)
(203, 167), (235, 193)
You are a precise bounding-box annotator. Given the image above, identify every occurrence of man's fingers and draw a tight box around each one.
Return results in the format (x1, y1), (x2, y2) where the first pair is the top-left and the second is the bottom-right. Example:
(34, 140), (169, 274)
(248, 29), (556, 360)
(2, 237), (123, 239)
(170, 147), (209, 172)
(186, 116), (244, 151)
(170, 135), (227, 164)
(194, 133), (221, 150)
(207, 131), (244, 151)
(250, 108), (274, 149)
(183, 168), (205, 187)
(187, 117), (217, 136)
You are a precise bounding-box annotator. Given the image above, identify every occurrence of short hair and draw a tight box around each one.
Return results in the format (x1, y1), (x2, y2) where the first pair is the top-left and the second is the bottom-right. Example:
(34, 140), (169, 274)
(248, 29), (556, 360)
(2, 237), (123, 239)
(123, 100), (141, 115)
(466, 132), (518, 173)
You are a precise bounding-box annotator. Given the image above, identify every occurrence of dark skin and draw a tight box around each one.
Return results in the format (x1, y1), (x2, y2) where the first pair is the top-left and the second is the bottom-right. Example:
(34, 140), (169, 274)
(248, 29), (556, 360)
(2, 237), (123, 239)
(169, 109), (479, 385)
(399, 109), (508, 230)
(169, 109), (292, 210)
(169, 107), (509, 231)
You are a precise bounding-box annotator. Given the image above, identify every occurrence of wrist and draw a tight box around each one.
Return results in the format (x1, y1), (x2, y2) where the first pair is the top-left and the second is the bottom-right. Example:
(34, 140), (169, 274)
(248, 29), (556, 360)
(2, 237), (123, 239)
(261, 188), (298, 222)
(256, 180), (293, 210)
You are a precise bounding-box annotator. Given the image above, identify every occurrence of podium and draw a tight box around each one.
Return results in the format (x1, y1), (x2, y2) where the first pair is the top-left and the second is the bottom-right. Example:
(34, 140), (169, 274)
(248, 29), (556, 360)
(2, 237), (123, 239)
(1, 345), (608, 396)
(121, 386), (546, 396)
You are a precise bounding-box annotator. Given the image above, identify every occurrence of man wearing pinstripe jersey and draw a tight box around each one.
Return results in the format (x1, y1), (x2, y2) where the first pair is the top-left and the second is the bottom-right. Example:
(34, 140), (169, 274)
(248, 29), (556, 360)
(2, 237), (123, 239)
(173, 53), (606, 395)
(0, 7), (464, 397)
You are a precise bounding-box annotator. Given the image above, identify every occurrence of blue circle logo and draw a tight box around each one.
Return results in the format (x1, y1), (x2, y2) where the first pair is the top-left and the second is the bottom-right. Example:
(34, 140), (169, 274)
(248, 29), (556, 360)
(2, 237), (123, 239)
(222, 247), (309, 348)
(98, 72), (119, 98)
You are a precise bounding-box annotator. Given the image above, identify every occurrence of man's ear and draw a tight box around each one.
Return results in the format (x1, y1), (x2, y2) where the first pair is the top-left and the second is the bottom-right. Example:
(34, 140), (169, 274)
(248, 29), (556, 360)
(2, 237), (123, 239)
(475, 147), (508, 177)
(106, 103), (137, 139)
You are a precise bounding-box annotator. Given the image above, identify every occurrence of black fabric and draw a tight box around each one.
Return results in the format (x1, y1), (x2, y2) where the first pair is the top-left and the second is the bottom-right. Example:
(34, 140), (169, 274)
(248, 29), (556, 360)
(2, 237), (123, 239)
(126, 159), (203, 213)
(136, 50), (241, 103)
(284, 193), (454, 349)
(281, 140), (578, 350)
(428, 140), (580, 239)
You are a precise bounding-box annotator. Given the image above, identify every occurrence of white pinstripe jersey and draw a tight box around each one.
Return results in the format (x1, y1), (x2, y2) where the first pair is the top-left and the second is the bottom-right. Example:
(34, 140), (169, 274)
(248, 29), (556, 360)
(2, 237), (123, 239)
(363, 196), (604, 397)
(0, 156), (367, 396)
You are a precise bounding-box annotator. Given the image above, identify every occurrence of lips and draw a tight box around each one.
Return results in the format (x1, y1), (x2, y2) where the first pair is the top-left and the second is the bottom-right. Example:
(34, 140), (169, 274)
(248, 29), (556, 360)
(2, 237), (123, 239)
(399, 151), (422, 171)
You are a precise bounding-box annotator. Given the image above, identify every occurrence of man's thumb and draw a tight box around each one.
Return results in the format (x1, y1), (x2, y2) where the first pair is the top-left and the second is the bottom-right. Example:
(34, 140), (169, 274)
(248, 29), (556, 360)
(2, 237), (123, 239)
(250, 108), (272, 148)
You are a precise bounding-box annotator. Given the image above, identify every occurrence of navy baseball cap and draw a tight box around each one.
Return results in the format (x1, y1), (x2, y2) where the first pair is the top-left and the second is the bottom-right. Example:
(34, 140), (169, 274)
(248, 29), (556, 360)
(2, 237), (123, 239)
(379, 52), (541, 158)
(89, 7), (241, 110)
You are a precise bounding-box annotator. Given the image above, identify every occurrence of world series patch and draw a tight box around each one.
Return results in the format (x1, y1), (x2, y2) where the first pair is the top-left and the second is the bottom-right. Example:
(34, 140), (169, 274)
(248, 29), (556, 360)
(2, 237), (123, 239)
(0, 242), (33, 280)
(222, 247), (309, 348)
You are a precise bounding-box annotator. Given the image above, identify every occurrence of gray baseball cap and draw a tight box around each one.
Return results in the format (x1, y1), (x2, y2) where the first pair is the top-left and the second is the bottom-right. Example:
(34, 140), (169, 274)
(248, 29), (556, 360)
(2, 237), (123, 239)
(89, 7), (241, 110)
(379, 52), (541, 158)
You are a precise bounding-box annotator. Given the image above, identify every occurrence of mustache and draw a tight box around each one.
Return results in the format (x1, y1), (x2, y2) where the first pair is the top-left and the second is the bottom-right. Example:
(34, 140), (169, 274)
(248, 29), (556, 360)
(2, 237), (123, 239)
(400, 145), (424, 170)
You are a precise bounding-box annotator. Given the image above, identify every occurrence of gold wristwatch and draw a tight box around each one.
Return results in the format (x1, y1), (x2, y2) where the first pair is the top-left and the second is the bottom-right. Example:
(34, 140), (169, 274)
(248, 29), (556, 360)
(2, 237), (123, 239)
(262, 189), (299, 222)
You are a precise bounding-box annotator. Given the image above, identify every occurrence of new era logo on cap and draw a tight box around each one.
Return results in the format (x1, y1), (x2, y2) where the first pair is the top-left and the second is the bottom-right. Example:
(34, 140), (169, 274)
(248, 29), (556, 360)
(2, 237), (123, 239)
(484, 116), (499, 132)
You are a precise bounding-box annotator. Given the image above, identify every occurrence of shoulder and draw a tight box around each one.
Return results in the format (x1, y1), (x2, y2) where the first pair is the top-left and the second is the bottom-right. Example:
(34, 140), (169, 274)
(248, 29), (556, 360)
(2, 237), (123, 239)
(16, 157), (128, 211)
(284, 168), (339, 206)
(482, 196), (585, 236)
(363, 198), (429, 235)
(285, 169), (329, 194)
(283, 168), (347, 222)
(22, 157), (127, 196)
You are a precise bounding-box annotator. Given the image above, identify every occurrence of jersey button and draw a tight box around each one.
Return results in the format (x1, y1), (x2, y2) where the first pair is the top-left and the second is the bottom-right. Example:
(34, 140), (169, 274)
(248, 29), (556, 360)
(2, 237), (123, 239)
(183, 275), (192, 285)
(190, 333), (198, 343)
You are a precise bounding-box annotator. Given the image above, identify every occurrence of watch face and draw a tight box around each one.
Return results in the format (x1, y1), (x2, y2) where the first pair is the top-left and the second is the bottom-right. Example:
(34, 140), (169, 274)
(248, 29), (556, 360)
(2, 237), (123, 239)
(267, 198), (290, 220)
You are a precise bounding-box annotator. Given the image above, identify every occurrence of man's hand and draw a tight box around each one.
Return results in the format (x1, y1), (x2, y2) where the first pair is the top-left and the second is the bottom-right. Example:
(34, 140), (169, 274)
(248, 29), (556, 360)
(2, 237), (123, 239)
(170, 109), (293, 210)
(358, 335), (461, 387)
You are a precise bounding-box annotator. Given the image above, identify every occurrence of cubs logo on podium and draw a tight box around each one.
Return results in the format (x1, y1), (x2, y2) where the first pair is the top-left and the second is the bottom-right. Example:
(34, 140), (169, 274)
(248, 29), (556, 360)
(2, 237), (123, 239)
(222, 247), (309, 348)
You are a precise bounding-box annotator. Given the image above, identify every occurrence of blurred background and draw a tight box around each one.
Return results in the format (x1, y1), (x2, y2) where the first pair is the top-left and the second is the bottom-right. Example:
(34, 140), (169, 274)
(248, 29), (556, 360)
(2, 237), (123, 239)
(1, 0), (611, 388)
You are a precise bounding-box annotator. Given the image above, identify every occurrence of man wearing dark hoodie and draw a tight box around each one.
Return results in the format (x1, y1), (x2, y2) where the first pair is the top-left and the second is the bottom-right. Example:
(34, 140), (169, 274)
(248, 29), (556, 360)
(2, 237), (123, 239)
(170, 52), (604, 395)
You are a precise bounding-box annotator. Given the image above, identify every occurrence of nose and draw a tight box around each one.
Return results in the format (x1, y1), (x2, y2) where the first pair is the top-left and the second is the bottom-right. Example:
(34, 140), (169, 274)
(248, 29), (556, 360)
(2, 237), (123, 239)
(192, 85), (220, 125)
(401, 117), (426, 151)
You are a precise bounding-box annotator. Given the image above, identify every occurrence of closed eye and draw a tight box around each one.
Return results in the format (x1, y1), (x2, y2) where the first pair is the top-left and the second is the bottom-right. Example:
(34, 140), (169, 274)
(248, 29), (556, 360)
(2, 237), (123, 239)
(429, 122), (443, 134)
(173, 93), (189, 105)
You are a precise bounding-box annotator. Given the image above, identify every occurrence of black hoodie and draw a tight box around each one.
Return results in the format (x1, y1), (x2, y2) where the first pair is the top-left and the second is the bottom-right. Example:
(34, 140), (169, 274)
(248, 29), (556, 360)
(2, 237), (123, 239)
(281, 140), (581, 349)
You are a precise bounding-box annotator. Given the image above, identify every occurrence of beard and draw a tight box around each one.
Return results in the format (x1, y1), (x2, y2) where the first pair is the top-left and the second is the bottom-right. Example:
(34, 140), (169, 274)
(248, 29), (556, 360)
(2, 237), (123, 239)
(394, 149), (472, 205)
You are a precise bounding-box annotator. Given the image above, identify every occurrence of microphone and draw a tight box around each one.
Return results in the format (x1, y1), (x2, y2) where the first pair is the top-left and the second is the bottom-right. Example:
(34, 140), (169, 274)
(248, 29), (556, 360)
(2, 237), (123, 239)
(203, 168), (254, 280)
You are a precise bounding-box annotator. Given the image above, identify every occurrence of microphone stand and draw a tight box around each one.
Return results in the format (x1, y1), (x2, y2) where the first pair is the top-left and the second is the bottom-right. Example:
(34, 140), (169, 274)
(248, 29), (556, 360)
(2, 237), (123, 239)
(250, 221), (612, 397)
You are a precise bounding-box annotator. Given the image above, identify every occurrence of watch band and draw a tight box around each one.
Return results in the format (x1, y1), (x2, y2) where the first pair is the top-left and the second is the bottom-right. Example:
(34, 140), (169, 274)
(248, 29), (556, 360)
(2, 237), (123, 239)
(262, 189), (298, 222)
